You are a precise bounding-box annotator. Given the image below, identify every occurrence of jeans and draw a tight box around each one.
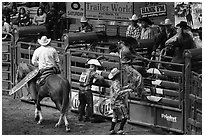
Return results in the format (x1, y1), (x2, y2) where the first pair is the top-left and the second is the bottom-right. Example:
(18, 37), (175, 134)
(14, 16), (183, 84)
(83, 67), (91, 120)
(78, 90), (93, 119)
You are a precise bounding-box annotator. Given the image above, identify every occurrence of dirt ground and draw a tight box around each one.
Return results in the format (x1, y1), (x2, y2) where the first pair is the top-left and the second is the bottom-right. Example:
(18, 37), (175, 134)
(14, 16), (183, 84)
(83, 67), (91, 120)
(2, 95), (170, 135)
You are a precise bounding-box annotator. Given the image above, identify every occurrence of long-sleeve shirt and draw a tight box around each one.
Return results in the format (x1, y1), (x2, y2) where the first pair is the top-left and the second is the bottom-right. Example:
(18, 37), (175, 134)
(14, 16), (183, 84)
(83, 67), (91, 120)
(79, 68), (103, 91)
(31, 46), (59, 70)
(110, 79), (132, 109)
(126, 25), (141, 40)
(140, 27), (155, 39)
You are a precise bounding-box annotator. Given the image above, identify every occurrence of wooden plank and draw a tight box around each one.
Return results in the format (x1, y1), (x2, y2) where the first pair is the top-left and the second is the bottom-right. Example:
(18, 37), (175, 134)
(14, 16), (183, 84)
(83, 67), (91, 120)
(145, 78), (180, 89)
(71, 56), (87, 63)
(70, 66), (86, 73)
(146, 68), (183, 77)
(71, 82), (80, 89)
(188, 118), (202, 128)
(155, 88), (179, 97)
(189, 94), (202, 104)
(70, 66), (111, 78)
(161, 97), (180, 107)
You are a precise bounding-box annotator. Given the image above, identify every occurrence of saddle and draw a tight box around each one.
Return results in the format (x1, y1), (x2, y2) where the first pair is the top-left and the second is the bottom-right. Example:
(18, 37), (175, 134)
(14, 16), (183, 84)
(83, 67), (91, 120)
(36, 67), (59, 87)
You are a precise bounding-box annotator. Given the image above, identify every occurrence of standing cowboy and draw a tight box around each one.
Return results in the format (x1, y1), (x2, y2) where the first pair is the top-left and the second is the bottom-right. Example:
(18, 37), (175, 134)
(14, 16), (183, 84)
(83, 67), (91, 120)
(108, 68), (133, 135)
(31, 36), (61, 101)
(78, 59), (104, 122)
(118, 37), (144, 96)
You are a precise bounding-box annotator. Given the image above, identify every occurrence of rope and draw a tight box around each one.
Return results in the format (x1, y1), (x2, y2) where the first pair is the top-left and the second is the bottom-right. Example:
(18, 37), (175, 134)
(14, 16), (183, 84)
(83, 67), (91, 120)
(157, 48), (167, 69)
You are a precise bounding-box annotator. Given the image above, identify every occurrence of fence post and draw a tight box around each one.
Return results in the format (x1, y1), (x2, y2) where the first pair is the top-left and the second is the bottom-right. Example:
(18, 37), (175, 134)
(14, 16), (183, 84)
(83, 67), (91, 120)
(184, 50), (192, 134)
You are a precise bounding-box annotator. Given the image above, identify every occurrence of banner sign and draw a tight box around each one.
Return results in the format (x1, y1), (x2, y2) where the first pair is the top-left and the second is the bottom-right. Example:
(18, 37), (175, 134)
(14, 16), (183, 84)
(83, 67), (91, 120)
(66, 2), (84, 19)
(71, 91), (113, 117)
(9, 69), (39, 95)
(85, 2), (133, 21)
(140, 4), (167, 17)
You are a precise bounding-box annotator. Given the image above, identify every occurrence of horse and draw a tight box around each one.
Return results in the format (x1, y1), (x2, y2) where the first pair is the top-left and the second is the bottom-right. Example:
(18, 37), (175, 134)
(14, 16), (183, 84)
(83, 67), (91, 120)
(165, 30), (196, 70)
(15, 62), (71, 132)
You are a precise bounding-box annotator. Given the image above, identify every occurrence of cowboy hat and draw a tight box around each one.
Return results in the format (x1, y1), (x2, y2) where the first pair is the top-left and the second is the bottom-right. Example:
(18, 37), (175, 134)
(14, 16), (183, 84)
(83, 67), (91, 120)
(87, 59), (102, 66)
(158, 21), (165, 26)
(138, 17), (153, 25)
(163, 18), (172, 26)
(80, 16), (88, 23)
(38, 36), (51, 46)
(129, 14), (139, 21)
(108, 68), (120, 79)
(176, 21), (191, 29)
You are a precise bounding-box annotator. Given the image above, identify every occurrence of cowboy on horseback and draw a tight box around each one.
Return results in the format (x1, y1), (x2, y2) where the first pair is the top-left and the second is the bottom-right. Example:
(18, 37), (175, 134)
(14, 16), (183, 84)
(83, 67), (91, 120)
(165, 21), (196, 63)
(31, 35), (61, 101)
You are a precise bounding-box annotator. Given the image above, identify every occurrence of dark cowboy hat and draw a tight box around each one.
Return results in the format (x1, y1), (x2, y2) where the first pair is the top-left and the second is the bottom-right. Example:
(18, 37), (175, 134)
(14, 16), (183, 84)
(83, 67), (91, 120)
(176, 21), (191, 29)
(138, 17), (153, 25)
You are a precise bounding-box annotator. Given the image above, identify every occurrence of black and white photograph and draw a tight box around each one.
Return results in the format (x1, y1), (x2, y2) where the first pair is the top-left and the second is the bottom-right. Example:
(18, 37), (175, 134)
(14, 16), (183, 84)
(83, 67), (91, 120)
(1, 1), (202, 135)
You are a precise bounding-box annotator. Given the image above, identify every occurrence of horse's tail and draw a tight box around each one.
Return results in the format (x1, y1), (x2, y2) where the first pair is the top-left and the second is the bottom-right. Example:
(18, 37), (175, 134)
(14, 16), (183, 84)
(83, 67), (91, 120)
(61, 78), (71, 114)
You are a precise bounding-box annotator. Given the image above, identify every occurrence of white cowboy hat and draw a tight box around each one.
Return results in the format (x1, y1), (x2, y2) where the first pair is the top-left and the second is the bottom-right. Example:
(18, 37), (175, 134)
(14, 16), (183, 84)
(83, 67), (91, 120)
(129, 14), (139, 21)
(38, 36), (51, 46)
(87, 59), (101, 66)
(108, 68), (120, 79)
(80, 16), (88, 23)
(163, 19), (172, 26)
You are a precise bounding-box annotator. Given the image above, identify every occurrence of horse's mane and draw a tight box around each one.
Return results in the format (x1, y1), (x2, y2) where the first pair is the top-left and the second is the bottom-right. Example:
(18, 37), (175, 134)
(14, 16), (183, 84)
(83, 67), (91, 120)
(18, 62), (36, 74)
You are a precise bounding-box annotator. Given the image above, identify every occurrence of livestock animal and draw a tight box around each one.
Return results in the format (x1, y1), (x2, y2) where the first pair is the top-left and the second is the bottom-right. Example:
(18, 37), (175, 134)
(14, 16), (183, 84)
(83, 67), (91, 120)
(15, 62), (71, 132)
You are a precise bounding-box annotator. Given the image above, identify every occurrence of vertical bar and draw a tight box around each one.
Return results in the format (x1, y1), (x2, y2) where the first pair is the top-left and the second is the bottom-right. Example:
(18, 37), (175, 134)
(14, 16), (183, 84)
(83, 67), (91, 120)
(184, 50), (192, 134)
(132, 2), (135, 15)
(84, 2), (86, 17)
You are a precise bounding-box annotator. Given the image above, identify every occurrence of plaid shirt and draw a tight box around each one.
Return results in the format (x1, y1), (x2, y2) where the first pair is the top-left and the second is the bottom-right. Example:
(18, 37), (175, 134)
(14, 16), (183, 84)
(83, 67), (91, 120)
(126, 25), (141, 40)
(110, 80), (130, 109)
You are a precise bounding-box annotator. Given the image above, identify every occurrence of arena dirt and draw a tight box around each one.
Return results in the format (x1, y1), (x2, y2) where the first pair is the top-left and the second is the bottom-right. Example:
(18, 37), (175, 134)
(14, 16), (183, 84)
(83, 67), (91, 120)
(2, 95), (170, 135)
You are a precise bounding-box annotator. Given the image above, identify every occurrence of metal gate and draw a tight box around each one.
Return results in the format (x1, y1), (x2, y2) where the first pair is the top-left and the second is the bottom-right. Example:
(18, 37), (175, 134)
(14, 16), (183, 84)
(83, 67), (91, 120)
(184, 49), (202, 135)
(2, 32), (15, 95)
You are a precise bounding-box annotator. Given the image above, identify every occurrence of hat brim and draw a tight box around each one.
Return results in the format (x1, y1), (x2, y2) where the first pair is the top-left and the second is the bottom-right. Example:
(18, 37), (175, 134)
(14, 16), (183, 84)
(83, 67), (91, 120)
(81, 20), (88, 23)
(176, 24), (191, 29)
(163, 23), (172, 26)
(108, 71), (120, 79)
(129, 18), (138, 21)
(87, 59), (102, 66)
(108, 73), (114, 79)
(38, 38), (51, 46)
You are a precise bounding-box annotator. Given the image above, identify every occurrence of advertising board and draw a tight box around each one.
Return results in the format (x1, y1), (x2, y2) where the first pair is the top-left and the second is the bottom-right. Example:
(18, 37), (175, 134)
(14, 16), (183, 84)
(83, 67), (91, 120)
(66, 2), (84, 19)
(71, 91), (113, 117)
(85, 2), (133, 21)
(140, 4), (167, 17)
(156, 107), (183, 131)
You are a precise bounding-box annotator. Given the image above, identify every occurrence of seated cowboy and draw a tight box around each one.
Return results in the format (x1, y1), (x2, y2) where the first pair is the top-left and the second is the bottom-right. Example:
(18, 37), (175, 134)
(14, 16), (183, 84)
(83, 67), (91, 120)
(31, 36), (61, 101)
(79, 16), (93, 33)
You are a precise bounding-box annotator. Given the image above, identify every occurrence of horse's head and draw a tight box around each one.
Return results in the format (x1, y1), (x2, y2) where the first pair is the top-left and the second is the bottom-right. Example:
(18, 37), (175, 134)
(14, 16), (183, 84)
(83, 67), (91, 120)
(165, 33), (180, 49)
(15, 62), (35, 83)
